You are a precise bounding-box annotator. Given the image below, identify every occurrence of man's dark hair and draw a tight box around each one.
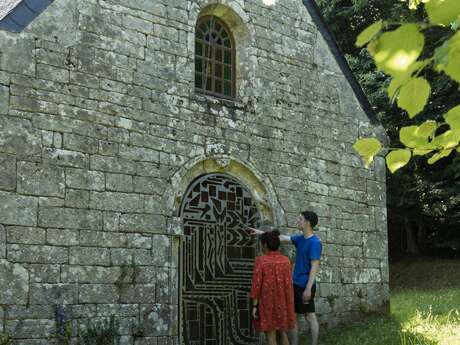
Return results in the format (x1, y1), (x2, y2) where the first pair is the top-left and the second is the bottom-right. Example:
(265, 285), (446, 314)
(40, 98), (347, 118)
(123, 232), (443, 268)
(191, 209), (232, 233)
(301, 211), (318, 228)
(259, 230), (280, 251)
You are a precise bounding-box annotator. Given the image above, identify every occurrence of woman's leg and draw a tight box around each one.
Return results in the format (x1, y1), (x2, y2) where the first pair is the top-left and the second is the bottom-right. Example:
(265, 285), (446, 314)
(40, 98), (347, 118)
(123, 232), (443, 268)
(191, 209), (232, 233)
(280, 331), (290, 345)
(265, 331), (277, 345)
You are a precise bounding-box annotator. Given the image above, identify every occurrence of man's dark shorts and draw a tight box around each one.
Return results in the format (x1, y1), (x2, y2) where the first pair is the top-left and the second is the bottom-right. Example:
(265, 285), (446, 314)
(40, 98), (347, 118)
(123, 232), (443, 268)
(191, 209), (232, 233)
(293, 284), (316, 314)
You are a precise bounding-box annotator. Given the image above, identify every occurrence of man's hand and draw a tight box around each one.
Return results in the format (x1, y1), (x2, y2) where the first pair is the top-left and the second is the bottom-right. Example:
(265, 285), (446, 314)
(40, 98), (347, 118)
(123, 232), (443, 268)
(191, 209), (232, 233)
(252, 306), (258, 319)
(246, 227), (264, 236)
(302, 287), (312, 303)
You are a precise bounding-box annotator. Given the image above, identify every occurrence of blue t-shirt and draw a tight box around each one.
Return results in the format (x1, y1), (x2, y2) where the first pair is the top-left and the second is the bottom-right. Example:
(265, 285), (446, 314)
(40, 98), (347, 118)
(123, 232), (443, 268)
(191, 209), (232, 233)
(291, 234), (322, 288)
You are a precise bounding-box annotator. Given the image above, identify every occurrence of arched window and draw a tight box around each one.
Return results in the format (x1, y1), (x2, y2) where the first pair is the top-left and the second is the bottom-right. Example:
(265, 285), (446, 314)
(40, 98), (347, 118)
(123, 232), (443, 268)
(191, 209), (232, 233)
(195, 16), (235, 99)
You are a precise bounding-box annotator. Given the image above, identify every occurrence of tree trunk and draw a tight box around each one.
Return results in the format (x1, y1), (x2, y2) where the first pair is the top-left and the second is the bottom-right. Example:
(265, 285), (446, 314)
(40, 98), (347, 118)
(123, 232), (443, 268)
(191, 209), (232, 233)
(405, 217), (420, 255)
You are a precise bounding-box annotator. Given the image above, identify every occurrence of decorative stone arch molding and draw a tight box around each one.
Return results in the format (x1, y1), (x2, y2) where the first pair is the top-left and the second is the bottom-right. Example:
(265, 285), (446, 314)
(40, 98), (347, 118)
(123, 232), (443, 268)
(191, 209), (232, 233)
(187, 1), (258, 99)
(165, 155), (286, 235)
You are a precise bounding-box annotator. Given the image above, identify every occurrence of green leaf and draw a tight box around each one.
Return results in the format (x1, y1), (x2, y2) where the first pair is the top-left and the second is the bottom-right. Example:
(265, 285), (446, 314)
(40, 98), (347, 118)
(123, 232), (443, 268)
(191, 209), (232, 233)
(444, 105), (460, 130)
(412, 141), (437, 156)
(417, 121), (438, 137)
(425, 0), (460, 26)
(400, 121), (437, 148)
(397, 77), (431, 118)
(434, 41), (450, 67)
(427, 149), (453, 164)
(356, 20), (384, 47)
(386, 149), (411, 173)
(353, 138), (382, 168)
(436, 31), (460, 84)
(432, 129), (460, 149)
(444, 48), (460, 84)
(369, 24), (424, 77)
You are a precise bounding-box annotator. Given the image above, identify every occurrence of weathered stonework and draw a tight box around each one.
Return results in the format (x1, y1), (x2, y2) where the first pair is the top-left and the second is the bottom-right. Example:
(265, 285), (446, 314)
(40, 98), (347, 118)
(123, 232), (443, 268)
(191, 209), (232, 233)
(0, 0), (389, 343)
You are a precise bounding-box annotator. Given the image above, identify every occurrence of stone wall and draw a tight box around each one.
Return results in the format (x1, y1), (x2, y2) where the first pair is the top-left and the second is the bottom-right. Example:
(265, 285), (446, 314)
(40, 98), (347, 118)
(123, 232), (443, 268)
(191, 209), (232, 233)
(0, 0), (389, 344)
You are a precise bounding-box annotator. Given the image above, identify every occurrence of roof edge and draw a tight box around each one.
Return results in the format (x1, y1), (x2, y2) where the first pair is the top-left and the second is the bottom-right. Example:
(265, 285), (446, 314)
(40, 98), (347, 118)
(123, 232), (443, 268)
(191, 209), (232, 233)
(302, 0), (383, 128)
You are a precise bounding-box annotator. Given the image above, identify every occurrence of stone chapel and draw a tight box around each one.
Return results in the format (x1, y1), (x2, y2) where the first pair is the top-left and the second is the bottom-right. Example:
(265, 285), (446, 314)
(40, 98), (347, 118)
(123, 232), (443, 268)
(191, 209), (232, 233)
(0, 0), (389, 344)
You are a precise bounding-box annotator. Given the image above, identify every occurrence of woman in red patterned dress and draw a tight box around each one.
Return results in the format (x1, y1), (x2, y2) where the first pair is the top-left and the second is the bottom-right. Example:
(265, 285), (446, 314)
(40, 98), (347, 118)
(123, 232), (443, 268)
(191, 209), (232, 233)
(250, 230), (296, 345)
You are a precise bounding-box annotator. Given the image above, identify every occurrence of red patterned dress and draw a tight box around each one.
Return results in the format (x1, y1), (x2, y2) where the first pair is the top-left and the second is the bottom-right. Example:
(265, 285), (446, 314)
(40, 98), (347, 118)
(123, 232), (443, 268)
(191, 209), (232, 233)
(250, 251), (296, 332)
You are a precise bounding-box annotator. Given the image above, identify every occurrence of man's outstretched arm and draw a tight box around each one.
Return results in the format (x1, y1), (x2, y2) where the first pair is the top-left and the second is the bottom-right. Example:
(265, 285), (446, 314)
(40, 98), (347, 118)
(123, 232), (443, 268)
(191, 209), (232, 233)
(246, 227), (292, 243)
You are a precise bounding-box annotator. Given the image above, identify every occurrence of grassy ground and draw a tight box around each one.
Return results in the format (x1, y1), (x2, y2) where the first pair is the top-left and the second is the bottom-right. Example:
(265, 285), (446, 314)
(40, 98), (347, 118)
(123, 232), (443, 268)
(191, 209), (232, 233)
(301, 258), (460, 345)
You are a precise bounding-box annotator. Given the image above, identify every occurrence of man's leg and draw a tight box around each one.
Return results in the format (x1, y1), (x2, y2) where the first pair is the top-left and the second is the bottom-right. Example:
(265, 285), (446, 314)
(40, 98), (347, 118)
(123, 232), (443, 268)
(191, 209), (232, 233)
(288, 321), (299, 345)
(306, 312), (319, 345)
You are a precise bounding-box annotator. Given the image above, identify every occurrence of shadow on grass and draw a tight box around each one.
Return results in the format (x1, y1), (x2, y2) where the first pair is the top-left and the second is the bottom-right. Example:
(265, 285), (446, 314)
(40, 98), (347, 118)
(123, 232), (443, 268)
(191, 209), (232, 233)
(299, 312), (438, 345)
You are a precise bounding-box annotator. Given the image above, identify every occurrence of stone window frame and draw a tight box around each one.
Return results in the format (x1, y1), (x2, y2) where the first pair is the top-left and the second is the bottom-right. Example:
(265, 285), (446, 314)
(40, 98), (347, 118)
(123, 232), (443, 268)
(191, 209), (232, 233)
(190, 3), (255, 104)
(195, 15), (236, 99)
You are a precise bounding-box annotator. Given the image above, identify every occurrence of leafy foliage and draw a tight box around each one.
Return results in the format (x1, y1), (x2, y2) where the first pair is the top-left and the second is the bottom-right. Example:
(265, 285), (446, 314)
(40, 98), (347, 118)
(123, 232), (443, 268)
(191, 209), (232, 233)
(315, 0), (460, 252)
(79, 316), (119, 345)
(352, 0), (460, 170)
(0, 333), (12, 345)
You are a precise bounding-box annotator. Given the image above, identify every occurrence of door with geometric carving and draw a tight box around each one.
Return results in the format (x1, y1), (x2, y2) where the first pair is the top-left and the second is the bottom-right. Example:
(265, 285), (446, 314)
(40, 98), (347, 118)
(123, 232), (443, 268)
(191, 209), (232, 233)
(180, 173), (261, 345)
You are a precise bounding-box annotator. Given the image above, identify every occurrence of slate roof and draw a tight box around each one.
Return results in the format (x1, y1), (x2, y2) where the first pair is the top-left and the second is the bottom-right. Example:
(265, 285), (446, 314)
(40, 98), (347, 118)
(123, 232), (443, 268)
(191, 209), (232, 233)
(0, 0), (53, 33)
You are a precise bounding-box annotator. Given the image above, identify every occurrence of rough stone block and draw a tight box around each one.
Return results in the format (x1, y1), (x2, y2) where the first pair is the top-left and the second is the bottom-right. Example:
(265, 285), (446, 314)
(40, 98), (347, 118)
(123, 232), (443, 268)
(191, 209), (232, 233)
(110, 248), (154, 266)
(364, 232), (388, 259)
(119, 213), (165, 233)
(63, 133), (99, 154)
(7, 244), (68, 264)
(6, 226), (46, 245)
(79, 284), (119, 304)
(0, 191), (38, 226)
(89, 191), (143, 212)
(72, 304), (97, 318)
(65, 189), (90, 208)
(5, 319), (54, 339)
(39, 196), (65, 207)
(17, 162), (65, 197)
(0, 116), (41, 156)
(96, 304), (139, 317)
(328, 229), (362, 246)
(39, 207), (102, 230)
(140, 304), (170, 336)
(6, 305), (54, 320)
(103, 211), (121, 231)
(66, 168), (105, 191)
(90, 155), (137, 174)
(43, 148), (88, 168)
(28, 264), (61, 283)
(69, 247), (110, 266)
(127, 233), (151, 249)
(61, 265), (120, 284)
(29, 283), (78, 304)
(0, 154), (16, 191)
(0, 225), (5, 258)
(119, 284), (155, 304)
(79, 230), (126, 248)
(106, 173), (133, 192)
(46, 228), (79, 246)
(0, 33), (35, 76)
(0, 259), (29, 304)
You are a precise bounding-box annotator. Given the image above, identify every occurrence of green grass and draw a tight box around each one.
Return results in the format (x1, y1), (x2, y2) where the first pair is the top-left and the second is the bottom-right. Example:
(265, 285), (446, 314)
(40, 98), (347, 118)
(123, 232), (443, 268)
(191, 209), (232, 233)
(301, 258), (460, 345)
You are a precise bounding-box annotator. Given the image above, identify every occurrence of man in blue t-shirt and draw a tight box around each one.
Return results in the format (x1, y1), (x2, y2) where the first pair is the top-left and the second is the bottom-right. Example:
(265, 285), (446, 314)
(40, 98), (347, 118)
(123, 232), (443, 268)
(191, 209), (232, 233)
(249, 211), (322, 345)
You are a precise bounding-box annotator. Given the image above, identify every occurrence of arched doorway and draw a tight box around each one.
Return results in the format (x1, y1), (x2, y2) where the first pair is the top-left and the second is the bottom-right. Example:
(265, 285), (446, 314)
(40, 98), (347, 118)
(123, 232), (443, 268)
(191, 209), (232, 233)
(180, 173), (261, 345)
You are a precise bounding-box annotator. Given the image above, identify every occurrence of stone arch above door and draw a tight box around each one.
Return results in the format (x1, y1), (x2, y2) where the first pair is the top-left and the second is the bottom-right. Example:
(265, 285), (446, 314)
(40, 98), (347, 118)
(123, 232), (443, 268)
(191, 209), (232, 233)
(164, 156), (286, 235)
